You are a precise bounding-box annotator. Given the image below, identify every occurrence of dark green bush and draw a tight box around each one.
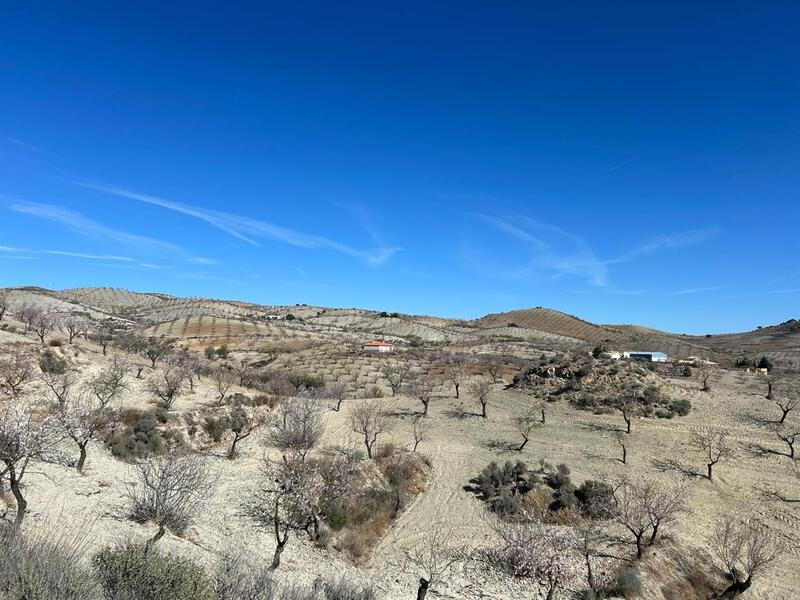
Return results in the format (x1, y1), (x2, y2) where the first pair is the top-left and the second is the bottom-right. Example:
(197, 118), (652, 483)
(670, 399), (692, 416)
(39, 349), (67, 374)
(612, 567), (642, 598)
(94, 544), (213, 600)
(203, 415), (229, 442)
(575, 480), (615, 519)
(109, 411), (165, 460)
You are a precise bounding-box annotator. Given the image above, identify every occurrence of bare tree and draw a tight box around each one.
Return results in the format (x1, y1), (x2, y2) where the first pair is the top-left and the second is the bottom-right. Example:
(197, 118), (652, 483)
(124, 453), (211, 548)
(0, 290), (8, 321)
(412, 415), (429, 452)
(31, 308), (59, 345)
(446, 358), (467, 398)
(774, 425), (797, 459)
(610, 475), (653, 559)
(347, 400), (391, 459)
(317, 382), (348, 411)
(381, 363), (409, 397)
(615, 431), (627, 464)
(709, 516), (781, 598)
(15, 302), (39, 333)
(515, 410), (540, 452)
(0, 345), (35, 398)
(409, 373), (435, 417)
(40, 370), (78, 406)
(467, 377), (492, 419)
(52, 393), (110, 472)
(617, 385), (642, 434)
(146, 362), (188, 410)
(213, 367), (237, 404)
(699, 366), (712, 392)
(84, 354), (129, 407)
(227, 403), (259, 459)
(486, 362), (502, 384)
(689, 427), (734, 480)
(643, 481), (690, 545)
(405, 522), (458, 600)
(0, 401), (57, 525)
(88, 320), (119, 355)
(61, 314), (89, 344)
(249, 455), (313, 569)
(141, 336), (175, 369)
(269, 395), (325, 460)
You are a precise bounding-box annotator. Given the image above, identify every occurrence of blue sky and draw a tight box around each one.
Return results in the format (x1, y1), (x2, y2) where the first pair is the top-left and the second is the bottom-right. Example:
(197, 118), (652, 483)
(1, 1), (798, 333)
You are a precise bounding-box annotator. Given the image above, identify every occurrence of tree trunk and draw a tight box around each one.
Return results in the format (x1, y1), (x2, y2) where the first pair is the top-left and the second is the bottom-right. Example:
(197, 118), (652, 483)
(454, 384), (459, 398)
(416, 578), (430, 600)
(635, 533), (643, 559)
(137, 367), (144, 379)
(624, 414), (631, 434)
(228, 436), (239, 460)
(649, 522), (660, 545)
(146, 522), (167, 549)
(77, 444), (87, 473)
(780, 408), (789, 423)
(10, 478), (26, 527)
(766, 382), (772, 400)
(717, 575), (752, 599)
(421, 400), (428, 416)
(518, 436), (528, 452)
(271, 538), (287, 570)
(621, 444), (627, 464)
(481, 402), (487, 419)
(541, 408), (546, 424)
(708, 463), (714, 480)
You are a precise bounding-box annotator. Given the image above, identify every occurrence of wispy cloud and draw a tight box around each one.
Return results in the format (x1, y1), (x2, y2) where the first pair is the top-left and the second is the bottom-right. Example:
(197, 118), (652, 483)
(7, 200), (213, 265)
(41, 250), (135, 262)
(668, 286), (722, 296)
(474, 214), (609, 286)
(0, 134), (45, 155)
(607, 228), (720, 265)
(609, 157), (634, 172)
(727, 288), (800, 298)
(73, 180), (400, 266)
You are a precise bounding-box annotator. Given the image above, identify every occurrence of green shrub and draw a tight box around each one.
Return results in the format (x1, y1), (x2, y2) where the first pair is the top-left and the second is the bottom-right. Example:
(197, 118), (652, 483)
(203, 415), (229, 442)
(670, 399), (692, 416)
(0, 527), (99, 600)
(94, 544), (213, 600)
(204, 347), (216, 360)
(575, 480), (615, 519)
(109, 411), (165, 460)
(612, 567), (642, 598)
(285, 314), (296, 321)
(215, 345), (229, 359)
(39, 349), (67, 374)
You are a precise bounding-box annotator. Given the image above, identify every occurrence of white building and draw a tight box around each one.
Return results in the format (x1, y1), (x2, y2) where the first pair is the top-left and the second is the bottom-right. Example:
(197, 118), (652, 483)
(622, 351), (667, 362)
(361, 340), (394, 353)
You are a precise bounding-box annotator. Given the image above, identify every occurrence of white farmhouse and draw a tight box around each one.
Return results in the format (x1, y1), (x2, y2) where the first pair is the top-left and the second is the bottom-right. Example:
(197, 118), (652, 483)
(361, 340), (394, 353)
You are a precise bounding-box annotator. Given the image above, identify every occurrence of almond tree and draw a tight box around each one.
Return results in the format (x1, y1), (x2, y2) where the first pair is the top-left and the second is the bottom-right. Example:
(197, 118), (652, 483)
(89, 320), (120, 355)
(347, 400), (391, 459)
(269, 395), (325, 460)
(405, 521), (458, 600)
(611, 476), (653, 559)
(615, 431), (628, 464)
(709, 517), (781, 598)
(381, 363), (409, 397)
(52, 393), (110, 472)
(774, 424), (797, 459)
(16, 302), (39, 333)
(138, 336), (175, 369)
(514, 410), (541, 452)
(642, 481), (690, 545)
(486, 362), (502, 384)
(124, 453), (211, 548)
(84, 354), (129, 407)
(40, 370), (78, 406)
(0, 290), (8, 321)
(61, 314), (90, 344)
(0, 401), (57, 525)
(467, 377), (492, 419)
(0, 345), (35, 398)
(446, 358), (467, 399)
(317, 381), (348, 411)
(617, 384), (643, 434)
(227, 403), (259, 459)
(213, 367), (236, 404)
(146, 362), (188, 410)
(689, 427), (734, 480)
(412, 415), (429, 452)
(409, 373), (435, 417)
(31, 309), (59, 345)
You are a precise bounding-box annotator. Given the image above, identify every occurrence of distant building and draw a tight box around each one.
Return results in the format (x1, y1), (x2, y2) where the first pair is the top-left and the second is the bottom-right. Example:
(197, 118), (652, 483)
(265, 315), (281, 320)
(362, 340), (394, 353)
(622, 351), (667, 363)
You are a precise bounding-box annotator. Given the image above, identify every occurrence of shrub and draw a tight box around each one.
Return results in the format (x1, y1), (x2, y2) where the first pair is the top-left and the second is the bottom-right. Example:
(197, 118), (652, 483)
(204, 346), (216, 360)
(285, 314), (296, 321)
(48, 338), (64, 347)
(0, 526), (99, 600)
(94, 543), (214, 600)
(39, 349), (67, 374)
(203, 415), (229, 443)
(575, 480), (615, 519)
(109, 411), (165, 460)
(320, 578), (377, 600)
(612, 567), (642, 598)
(215, 345), (229, 359)
(670, 399), (692, 416)
(682, 365), (693, 377)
